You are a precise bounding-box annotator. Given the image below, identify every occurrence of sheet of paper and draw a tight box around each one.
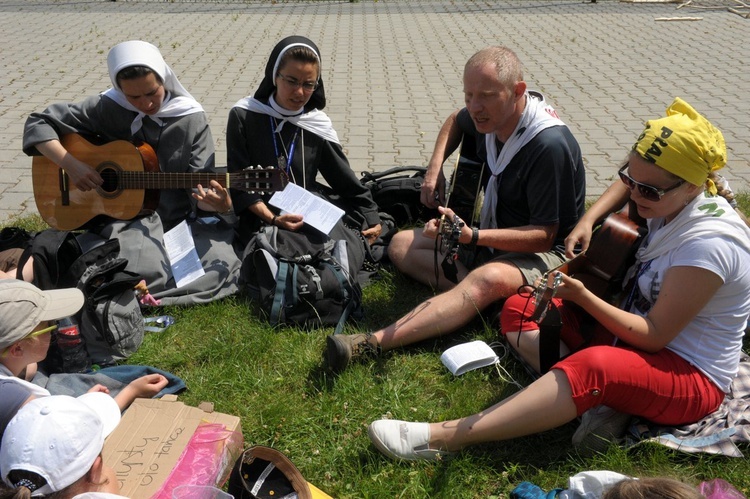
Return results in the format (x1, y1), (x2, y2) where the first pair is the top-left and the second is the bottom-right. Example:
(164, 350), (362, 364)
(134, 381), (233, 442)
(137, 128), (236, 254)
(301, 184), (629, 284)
(269, 182), (344, 235)
(162, 220), (205, 288)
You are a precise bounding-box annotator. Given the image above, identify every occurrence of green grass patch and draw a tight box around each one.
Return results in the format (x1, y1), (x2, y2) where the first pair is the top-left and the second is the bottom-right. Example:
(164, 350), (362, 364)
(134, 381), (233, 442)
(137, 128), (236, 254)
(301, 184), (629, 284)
(4, 196), (750, 497)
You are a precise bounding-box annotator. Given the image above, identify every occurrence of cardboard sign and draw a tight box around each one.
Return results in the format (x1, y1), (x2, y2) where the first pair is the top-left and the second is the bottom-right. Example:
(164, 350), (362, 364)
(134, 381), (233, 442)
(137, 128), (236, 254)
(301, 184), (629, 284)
(102, 396), (242, 498)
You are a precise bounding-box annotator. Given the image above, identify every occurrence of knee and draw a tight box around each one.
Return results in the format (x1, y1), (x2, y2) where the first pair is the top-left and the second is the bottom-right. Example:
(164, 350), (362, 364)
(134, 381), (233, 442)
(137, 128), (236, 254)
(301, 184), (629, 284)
(562, 346), (611, 376)
(463, 263), (520, 301)
(387, 229), (416, 269)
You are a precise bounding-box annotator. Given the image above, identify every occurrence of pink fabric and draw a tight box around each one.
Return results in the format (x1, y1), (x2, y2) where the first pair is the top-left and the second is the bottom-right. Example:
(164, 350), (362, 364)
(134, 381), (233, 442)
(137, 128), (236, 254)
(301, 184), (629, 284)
(153, 423), (243, 499)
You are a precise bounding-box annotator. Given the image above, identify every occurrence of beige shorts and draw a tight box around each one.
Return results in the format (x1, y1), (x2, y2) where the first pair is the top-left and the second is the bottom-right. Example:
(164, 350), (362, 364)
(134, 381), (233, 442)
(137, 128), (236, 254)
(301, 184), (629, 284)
(459, 245), (566, 286)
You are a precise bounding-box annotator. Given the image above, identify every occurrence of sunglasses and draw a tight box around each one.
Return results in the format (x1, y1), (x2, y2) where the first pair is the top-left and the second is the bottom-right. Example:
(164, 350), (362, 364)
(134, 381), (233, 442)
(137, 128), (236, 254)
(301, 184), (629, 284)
(618, 163), (685, 202)
(1, 324), (57, 357)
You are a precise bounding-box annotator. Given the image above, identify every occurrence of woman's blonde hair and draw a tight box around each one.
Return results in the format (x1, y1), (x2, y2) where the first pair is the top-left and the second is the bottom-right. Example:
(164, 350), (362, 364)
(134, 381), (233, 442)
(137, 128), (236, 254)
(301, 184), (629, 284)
(603, 477), (704, 499)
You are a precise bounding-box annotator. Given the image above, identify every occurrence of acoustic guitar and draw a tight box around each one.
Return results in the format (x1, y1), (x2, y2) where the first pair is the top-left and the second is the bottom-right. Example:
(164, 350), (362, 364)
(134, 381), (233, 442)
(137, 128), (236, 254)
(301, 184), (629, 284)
(32, 134), (288, 230)
(529, 211), (647, 323)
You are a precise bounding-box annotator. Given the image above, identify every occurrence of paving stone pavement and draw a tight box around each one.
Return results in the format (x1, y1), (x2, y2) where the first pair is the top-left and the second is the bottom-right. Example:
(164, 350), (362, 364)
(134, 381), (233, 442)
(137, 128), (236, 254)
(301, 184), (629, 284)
(1, 0), (748, 224)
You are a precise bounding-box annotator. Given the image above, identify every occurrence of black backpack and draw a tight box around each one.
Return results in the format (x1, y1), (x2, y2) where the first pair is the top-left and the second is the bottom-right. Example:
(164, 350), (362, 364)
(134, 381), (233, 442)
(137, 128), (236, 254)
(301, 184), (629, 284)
(359, 160), (486, 229)
(240, 224), (364, 333)
(20, 230), (145, 372)
(360, 166), (439, 228)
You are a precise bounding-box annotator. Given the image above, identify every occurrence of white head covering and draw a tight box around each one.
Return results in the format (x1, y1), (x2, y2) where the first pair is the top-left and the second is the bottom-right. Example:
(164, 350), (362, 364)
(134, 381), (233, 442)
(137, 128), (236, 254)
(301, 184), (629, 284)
(102, 40), (204, 135)
(233, 97), (340, 145)
(271, 42), (321, 88)
(1, 393), (121, 496)
(233, 36), (339, 144)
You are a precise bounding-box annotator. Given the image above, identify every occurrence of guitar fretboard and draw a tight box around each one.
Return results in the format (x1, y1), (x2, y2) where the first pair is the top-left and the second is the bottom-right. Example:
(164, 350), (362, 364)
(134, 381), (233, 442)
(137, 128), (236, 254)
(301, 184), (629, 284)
(111, 170), (280, 191)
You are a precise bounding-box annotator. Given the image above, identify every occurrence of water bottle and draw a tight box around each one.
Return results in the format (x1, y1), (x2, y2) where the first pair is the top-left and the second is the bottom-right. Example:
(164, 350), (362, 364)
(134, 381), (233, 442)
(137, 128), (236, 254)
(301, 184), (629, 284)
(56, 317), (90, 373)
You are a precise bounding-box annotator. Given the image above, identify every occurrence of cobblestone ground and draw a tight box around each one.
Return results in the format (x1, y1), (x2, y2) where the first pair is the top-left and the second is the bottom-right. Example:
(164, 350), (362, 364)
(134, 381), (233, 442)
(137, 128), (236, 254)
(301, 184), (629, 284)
(1, 0), (748, 223)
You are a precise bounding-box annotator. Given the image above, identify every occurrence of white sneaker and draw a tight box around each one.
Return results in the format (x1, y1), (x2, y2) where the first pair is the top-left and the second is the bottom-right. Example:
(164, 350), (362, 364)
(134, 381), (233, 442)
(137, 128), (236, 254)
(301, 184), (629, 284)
(368, 419), (451, 461)
(572, 405), (632, 455)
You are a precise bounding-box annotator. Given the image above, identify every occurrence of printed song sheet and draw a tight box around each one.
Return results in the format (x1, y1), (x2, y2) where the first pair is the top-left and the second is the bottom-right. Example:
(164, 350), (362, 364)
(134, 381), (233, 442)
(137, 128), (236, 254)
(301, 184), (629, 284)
(269, 183), (344, 234)
(163, 220), (205, 288)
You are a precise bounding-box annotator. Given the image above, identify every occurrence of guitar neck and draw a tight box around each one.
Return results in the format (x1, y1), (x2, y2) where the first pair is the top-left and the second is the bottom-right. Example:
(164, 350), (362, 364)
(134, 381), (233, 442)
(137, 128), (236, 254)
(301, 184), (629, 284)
(118, 172), (230, 190)
(113, 170), (284, 193)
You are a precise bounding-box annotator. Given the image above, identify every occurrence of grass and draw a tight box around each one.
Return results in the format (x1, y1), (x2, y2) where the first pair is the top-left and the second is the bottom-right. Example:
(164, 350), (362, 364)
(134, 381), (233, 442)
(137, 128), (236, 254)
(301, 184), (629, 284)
(5, 195), (750, 498)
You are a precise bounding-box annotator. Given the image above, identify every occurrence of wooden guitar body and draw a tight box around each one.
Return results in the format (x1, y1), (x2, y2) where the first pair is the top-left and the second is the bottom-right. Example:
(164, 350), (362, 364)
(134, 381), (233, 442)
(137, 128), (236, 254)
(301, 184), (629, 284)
(33, 135), (159, 230)
(32, 134), (287, 230)
(530, 212), (647, 322)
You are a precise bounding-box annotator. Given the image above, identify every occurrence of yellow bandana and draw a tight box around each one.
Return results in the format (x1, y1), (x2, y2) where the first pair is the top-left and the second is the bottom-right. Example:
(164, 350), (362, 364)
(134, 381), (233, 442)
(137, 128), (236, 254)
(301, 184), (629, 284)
(633, 98), (726, 194)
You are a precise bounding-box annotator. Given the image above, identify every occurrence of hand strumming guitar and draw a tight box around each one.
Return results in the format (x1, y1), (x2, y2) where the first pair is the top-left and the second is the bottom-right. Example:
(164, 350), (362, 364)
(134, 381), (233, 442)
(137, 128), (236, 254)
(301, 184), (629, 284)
(35, 139), (103, 192)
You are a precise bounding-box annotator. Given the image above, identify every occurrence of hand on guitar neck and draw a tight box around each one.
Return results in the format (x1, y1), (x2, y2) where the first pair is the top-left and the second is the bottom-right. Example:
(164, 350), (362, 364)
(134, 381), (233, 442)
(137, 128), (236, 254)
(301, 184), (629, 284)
(35, 139), (104, 192)
(193, 180), (232, 214)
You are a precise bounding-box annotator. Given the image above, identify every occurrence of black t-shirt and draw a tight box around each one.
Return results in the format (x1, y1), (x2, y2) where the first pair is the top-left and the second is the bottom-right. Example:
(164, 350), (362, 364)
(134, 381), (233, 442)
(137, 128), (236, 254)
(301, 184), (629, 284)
(457, 107), (586, 253)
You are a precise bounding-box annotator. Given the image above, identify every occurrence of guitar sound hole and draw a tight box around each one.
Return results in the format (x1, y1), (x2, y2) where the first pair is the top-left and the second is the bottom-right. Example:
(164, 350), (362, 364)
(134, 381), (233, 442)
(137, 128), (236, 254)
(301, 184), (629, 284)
(97, 163), (121, 198)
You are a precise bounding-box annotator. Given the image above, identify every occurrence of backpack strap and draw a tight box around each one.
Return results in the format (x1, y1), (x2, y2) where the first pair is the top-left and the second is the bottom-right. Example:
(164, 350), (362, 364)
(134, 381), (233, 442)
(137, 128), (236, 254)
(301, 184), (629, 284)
(303, 264), (324, 300)
(538, 304), (563, 375)
(322, 260), (358, 336)
(538, 303), (599, 375)
(360, 166), (426, 183)
(288, 263), (300, 312)
(270, 261), (291, 326)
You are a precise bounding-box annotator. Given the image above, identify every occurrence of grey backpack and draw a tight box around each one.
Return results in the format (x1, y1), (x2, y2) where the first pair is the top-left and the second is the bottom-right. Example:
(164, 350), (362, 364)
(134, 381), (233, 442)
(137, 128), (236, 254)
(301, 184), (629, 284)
(75, 251), (144, 366)
(39, 235), (145, 371)
(240, 224), (364, 334)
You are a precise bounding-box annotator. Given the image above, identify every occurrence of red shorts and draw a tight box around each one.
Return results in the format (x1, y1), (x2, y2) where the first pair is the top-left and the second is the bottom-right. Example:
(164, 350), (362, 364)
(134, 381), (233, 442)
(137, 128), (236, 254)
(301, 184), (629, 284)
(500, 294), (725, 425)
(500, 294), (616, 350)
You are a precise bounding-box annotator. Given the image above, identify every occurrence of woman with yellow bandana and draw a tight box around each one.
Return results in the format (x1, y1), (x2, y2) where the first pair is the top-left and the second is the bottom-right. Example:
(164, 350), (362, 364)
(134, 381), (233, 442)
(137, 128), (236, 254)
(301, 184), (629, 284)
(366, 98), (750, 461)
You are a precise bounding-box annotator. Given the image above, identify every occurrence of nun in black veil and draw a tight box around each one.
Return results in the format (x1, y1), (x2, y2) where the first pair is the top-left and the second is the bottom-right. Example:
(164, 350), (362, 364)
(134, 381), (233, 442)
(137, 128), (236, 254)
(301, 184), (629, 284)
(227, 35), (382, 246)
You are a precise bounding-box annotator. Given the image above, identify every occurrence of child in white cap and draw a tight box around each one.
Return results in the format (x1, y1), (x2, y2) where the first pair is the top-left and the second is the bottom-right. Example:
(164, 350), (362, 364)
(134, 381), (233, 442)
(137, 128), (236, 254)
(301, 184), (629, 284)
(0, 392), (125, 498)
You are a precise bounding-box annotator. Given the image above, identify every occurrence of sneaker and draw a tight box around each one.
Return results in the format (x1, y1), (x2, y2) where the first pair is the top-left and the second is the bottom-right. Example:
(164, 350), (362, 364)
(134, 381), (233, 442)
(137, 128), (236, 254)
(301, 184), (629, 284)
(325, 333), (379, 372)
(572, 405), (632, 455)
(368, 419), (451, 461)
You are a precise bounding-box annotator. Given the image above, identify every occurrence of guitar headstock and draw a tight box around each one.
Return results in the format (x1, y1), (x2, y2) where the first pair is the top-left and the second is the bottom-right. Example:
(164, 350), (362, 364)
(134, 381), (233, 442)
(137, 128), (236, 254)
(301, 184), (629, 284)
(230, 166), (289, 194)
(528, 271), (563, 323)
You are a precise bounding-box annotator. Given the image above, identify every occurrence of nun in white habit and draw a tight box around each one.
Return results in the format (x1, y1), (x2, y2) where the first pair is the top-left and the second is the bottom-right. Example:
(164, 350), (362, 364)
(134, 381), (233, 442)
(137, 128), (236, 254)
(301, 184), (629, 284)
(23, 40), (241, 306)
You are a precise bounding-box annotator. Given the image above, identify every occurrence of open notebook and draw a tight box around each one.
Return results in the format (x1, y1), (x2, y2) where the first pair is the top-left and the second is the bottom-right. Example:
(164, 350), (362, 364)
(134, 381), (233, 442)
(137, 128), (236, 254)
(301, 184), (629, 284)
(440, 340), (500, 376)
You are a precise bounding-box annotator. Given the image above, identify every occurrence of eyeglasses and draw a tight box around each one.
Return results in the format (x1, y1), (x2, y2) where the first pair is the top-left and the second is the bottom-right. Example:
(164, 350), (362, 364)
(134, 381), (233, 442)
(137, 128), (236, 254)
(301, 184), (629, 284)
(1, 324), (57, 357)
(618, 163), (685, 202)
(276, 73), (317, 92)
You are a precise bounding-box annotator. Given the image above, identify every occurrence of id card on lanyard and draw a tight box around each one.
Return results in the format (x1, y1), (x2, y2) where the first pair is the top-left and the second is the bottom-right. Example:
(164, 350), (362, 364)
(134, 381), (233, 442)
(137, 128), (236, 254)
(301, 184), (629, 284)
(270, 116), (300, 176)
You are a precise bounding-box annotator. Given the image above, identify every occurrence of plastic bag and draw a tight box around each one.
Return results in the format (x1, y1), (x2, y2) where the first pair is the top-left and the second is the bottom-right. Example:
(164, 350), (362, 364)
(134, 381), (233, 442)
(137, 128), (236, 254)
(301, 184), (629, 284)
(699, 479), (746, 499)
(153, 422), (244, 499)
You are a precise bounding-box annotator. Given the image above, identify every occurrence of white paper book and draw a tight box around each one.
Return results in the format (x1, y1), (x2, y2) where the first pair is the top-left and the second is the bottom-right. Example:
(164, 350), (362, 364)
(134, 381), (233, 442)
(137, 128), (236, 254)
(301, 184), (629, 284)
(440, 340), (499, 376)
(163, 220), (205, 288)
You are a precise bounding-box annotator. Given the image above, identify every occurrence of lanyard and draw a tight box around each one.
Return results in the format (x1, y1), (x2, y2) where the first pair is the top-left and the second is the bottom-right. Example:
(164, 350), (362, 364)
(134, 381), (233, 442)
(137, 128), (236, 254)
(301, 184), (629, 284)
(269, 116), (300, 175)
